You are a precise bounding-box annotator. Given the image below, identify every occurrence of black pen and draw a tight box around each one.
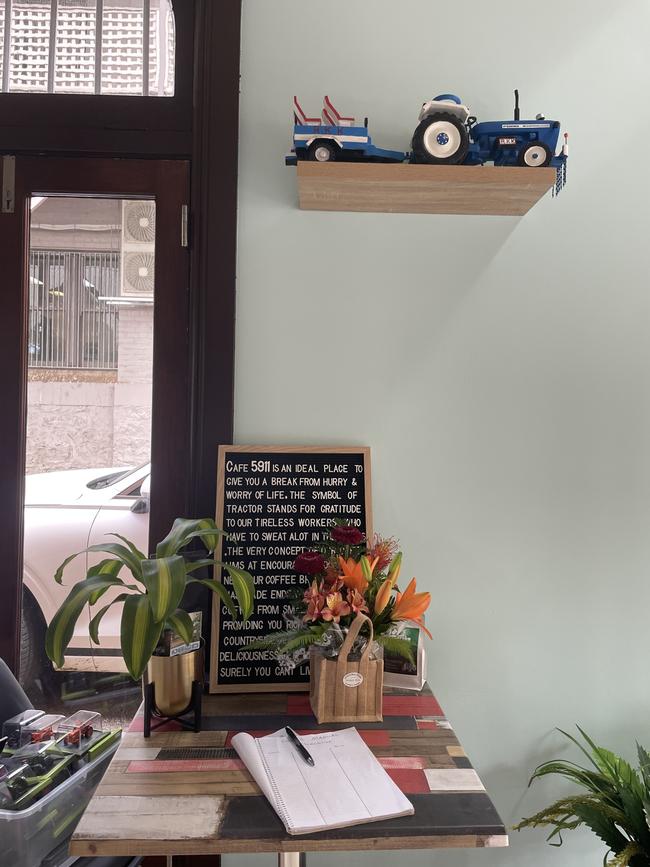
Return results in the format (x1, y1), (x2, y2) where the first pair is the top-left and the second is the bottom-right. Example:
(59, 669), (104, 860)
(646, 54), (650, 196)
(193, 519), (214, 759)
(285, 726), (315, 766)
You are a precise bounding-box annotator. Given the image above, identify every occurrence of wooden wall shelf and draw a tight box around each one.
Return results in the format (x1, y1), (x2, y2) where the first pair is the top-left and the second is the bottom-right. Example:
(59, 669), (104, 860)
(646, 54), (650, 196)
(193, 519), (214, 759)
(296, 162), (557, 216)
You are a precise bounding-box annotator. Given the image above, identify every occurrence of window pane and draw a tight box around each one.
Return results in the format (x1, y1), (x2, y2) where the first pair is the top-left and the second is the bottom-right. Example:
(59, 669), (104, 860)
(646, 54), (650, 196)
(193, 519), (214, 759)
(9, 0), (51, 92)
(55, 0), (96, 94)
(101, 0), (144, 95)
(0, 0), (175, 95)
(23, 195), (155, 730)
(0, 2), (5, 88)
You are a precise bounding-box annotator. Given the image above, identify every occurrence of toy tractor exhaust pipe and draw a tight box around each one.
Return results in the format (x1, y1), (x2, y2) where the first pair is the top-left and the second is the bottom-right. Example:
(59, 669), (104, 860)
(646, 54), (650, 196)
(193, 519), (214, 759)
(514, 89), (520, 121)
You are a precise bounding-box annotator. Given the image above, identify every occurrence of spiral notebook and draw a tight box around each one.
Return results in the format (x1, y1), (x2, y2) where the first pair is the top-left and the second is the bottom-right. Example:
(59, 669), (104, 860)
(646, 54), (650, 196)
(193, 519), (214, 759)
(232, 727), (414, 836)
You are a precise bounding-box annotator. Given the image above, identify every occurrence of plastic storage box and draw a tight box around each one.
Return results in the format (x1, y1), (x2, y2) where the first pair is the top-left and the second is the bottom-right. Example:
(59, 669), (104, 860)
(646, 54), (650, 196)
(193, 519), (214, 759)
(0, 738), (118, 867)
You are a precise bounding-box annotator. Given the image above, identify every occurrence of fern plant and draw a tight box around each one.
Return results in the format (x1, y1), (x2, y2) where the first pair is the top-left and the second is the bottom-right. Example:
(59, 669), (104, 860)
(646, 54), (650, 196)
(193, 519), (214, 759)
(515, 727), (650, 866)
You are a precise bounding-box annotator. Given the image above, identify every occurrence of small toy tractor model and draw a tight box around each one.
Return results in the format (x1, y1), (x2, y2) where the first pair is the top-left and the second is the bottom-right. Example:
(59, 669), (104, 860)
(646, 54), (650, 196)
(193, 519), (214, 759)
(411, 90), (568, 171)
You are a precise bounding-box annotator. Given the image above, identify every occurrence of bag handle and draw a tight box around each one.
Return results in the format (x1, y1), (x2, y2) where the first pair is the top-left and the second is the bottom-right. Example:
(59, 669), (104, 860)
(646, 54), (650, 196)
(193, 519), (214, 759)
(338, 612), (374, 663)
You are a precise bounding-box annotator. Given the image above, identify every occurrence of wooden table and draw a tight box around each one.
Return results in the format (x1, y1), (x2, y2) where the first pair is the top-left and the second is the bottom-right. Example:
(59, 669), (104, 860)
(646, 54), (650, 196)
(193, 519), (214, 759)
(70, 685), (508, 864)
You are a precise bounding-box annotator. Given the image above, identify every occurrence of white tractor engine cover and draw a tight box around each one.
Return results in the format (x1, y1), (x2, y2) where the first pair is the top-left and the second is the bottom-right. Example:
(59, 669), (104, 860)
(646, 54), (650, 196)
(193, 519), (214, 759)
(419, 96), (471, 124)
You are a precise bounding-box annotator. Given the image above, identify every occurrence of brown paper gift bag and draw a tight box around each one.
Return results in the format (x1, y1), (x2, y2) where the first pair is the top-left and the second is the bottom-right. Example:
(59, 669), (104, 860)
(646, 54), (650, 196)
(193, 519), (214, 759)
(309, 613), (383, 724)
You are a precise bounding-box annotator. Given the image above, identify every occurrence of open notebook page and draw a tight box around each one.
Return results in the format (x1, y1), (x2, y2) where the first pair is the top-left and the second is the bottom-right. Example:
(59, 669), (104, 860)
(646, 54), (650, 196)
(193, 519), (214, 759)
(232, 727), (414, 835)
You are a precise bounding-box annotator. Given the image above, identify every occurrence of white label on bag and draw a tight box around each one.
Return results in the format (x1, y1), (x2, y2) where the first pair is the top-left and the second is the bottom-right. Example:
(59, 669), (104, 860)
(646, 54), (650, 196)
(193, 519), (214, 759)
(343, 672), (364, 688)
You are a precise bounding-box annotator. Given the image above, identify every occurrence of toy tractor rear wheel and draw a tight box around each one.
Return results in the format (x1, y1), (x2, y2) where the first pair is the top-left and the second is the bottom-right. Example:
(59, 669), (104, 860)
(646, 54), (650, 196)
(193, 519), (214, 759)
(307, 140), (338, 162)
(411, 112), (469, 165)
(518, 141), (552, 167)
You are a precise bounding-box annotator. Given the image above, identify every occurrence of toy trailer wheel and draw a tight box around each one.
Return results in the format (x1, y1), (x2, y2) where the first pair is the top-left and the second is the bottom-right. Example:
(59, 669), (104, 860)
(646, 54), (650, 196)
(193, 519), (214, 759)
(518, 142), (552, 167)
(411, 112), (469, 165)
(307, 140), (338, 162)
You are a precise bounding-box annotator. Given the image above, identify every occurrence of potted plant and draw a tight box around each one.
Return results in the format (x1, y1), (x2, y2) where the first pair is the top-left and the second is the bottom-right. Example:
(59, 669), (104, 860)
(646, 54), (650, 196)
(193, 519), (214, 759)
(45, 518), (254, 718)
(249, 522), (431, 723)
(515, 727), (650, 866)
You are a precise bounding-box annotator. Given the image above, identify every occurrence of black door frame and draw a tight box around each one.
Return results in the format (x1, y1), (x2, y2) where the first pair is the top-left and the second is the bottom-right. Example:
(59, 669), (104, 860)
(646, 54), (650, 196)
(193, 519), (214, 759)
(0, 0), (242, 673)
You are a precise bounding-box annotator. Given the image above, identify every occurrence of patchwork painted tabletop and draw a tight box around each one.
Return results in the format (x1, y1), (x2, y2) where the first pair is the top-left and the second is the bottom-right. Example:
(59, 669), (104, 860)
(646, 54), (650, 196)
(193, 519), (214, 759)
(70, 685), (508, 857)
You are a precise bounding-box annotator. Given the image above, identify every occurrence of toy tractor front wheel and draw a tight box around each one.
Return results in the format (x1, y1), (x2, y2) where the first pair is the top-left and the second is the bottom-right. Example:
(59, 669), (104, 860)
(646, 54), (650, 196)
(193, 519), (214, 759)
(518, 142), (552, 167)
(411, 112), (469, 165)
(307, 140), (338, 162)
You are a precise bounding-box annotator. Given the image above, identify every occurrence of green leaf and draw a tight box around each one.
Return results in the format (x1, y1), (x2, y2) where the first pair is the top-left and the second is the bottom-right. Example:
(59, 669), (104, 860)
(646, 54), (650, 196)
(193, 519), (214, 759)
(184, 558), (219, 575)
(108, 533), (147, 562)
(120, 594), (163, 680)
(375, 634), (415, 663)
(89, 593), (130, 645)
(156, 518), (225, 558)
(54, 542), (143, 585)
(188, 578), (237, 617)
(45, 575), (125, 667)
(141, 555), (186, 623)
(219, 564), (255, 620)
(165, 609), (195, 645)
(87, 559), (124, 579)
(637, 744), (650, 793)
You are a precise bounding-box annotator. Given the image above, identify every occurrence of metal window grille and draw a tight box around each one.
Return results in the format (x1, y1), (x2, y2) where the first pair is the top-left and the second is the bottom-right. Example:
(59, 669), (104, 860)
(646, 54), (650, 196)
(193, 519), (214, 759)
(0, 0), (174, 95)
(29, 250), (120, 370)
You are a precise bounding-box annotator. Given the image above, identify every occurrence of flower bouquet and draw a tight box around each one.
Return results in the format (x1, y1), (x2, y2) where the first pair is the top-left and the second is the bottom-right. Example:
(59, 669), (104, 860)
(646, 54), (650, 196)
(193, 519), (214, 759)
(249, 522), (431, 722)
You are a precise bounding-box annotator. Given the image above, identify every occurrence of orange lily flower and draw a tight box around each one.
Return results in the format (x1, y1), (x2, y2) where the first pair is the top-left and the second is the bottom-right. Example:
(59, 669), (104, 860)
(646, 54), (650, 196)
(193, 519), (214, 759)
(390, 578), (432, 639)
(374, 578), (393, 615)
(338, 555), (378, 594)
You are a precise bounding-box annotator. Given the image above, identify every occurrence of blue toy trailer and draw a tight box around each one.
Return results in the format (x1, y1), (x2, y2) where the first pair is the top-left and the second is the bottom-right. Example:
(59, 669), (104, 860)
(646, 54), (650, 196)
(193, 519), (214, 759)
(285, 122), (406, 165)
(286, 95), (407, 165)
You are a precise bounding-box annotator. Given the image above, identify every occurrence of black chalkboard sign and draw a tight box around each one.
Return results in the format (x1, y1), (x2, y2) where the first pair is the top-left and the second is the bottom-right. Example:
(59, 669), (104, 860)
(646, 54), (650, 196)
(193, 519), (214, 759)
(209, 446), (372, 693)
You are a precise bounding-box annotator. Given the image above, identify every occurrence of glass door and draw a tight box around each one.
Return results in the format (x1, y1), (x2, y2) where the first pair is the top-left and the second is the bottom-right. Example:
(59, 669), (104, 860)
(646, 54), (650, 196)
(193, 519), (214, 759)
(0, 156), (190, 727)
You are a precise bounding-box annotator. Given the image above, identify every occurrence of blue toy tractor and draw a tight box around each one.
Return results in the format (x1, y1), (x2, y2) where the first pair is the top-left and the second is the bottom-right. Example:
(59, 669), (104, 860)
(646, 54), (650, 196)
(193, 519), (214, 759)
(411, 90), (568, 169)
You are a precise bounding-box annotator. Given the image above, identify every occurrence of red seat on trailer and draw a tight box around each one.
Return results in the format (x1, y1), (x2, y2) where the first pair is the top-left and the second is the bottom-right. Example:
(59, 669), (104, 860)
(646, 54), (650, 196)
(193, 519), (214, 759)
(322, 95), (356, 127)
(293, 96), (321, 126)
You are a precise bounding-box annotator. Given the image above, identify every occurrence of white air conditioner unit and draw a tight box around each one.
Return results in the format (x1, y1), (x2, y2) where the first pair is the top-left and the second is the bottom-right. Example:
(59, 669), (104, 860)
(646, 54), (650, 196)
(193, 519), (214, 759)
(120, 201), (155, 297)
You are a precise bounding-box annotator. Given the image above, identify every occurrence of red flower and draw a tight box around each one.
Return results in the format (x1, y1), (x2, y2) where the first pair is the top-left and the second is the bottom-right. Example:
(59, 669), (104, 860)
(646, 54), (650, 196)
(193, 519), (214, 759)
(366, 534), (399, 574)
(331, 525), (366, 546)
(294, 551), (326, 575)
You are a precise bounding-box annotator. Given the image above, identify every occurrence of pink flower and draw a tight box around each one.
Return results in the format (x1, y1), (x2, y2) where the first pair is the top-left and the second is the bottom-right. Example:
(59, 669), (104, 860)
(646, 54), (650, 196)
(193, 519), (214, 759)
(321, 592), (351, 623)
(331, 525), (366, 546)
(346, 588), (369, 615)
(303, 579), (325, 622)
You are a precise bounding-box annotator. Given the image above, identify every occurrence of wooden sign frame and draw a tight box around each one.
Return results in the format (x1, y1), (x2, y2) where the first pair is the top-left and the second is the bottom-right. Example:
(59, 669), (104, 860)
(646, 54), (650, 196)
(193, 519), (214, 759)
(209, 445), (372, 693)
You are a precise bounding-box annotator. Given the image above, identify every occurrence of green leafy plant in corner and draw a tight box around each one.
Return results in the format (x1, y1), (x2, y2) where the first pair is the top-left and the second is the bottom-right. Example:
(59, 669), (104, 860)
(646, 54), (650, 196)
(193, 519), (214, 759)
(45, 518), (255, 681)
(514, 727), (650, 866)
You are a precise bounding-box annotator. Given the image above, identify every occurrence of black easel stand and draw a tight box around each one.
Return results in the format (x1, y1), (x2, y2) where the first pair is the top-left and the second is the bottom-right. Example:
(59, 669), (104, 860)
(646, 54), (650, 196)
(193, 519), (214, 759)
(143, 680), (202, 738)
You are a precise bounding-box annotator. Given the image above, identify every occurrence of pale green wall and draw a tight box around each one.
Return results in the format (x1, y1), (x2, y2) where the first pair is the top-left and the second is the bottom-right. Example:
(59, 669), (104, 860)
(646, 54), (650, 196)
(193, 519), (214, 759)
(229, 1), (650, 864)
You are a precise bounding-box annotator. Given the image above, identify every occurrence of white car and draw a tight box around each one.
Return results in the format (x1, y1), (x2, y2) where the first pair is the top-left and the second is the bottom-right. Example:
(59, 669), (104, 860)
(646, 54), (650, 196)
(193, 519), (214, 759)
(22, 464), (151, 683)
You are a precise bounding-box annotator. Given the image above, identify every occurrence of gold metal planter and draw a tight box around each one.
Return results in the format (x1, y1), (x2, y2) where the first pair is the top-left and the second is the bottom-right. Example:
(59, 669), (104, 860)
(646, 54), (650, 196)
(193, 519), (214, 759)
(144, 646), (204, 717)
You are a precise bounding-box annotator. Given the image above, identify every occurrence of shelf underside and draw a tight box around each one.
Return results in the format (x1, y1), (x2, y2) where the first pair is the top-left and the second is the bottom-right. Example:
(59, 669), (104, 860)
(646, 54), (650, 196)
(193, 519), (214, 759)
(296, 162), (557, 216)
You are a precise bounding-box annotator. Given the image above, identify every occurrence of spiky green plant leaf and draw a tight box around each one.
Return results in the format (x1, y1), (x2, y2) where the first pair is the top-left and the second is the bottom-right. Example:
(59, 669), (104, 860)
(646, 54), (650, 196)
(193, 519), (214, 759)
(189, 578), (237, 617)
(120, 594), (163, 680)
(55, 542), (143, 584)
(141, 555), (186, 623)
(109, 533), (147, 561)
(89, 593), (131, 645)
(156, 518), (225, 558)
(165, 609), (195, 645)
(219, 563), (255, 620)
(45, 574), (126, 667)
